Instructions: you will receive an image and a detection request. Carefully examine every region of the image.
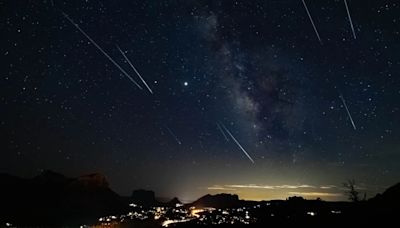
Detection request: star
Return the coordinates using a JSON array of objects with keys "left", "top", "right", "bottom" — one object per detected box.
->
[{"left": 1, "top": 0, "right": 399, "bottom": 205}]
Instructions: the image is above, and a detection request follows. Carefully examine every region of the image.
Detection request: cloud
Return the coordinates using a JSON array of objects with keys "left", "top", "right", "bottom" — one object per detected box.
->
[
  {"left": 207, "top": 186, "right": 237, "bottom": 191},
  {"left": 227, "top": 184, "right": 274, "bottom": 190},
  {"left": 320, "top": 185, "right": 338, "bottom": 189},
  {"left": 206, "top": 184, "right": 344, "bottom": 200},
  {"left": 208, "top": 184, "right": 318, "bottom": 190},
  {"left": 288, "top": 192, "right": 343, "bottom": 197}
]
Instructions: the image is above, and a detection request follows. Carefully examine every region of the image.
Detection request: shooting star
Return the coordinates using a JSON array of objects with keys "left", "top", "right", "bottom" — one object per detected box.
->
[
  {"left": 301, "top": 0, "right": 323, "bottom": 44},
  {"left": 165, "top": 126, "right": 182, "bottom": 145},
  {"left": 116, "top": 45, "right": 153, "bottom": 94},
  {"left": 216, "top": 122, "right": 229, "bottom": 142},
  {"left": 344, "top": 0, "right": 357, "bottom": 39},
  {"left": 220, "top": 123, "right": 255, "bottom": 164},
  {"left": 61, "top": 12, "right": 142, "bottom": 90},
  {"left": 339, "top": 94, "right": 356, "bottom": 130}
]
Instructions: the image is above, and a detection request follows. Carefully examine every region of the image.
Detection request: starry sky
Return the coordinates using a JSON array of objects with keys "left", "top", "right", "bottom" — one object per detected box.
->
[{"left": 1, "top": 0, "right": 400, "bottom": 202}]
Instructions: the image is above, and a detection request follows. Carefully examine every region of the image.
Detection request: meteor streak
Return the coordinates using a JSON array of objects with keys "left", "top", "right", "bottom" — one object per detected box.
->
[
  {"left": 61, "top": 12, "right": 142, "bottom": 89},
  {"left": 216, "top": 122, "right": 229, "bottom": 142},
  {"left": 301, "top": 0, "right": 323, "bottom": 44},
  {"left": 339, "top": 94, "right": 356, "bottom": 130},
  {"left": 116, "top": 45, "right": 153, "bottom": 94},
  {"left": 344, "top": 0, "right": 357, "bottom": 39},
  {"left": 165, "top": 126, "right": 182, "bottom": 145},
  {"left": 220, "top": 123, "right": 255, "bottom": 164}
]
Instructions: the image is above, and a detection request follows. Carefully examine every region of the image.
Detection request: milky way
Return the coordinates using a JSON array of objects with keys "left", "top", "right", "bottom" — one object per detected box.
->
[{"left": 1, "top": 0, "right": 400, "bottom": 201}]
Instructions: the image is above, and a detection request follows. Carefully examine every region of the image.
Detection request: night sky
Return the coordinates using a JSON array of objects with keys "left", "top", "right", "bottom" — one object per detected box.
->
[{"left": 1, "top": 0, "right": 400, "bottom": 202}]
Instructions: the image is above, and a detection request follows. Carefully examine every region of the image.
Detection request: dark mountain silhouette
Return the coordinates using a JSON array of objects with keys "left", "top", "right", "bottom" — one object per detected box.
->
[
  {"left": 189, "top": 193, "right": 241, "bottom": 208},
  {"left": 73, "top": 173, "right": 110, "bottom": 189},
  {"left": 371, "top": 182, "right": 400, "bottom": 203},
  {"left": 131, "top": 189, "right": 157, "bottom": 206},
  {"left": 369, "top": 182, "right": 400, "bottom": 212},
  {"left": 168, "top": 197, "right": 182, "bottom": 206},
  {"left": 1, "top": 170, "right": 399, "bottom": 227},
  {"left": 0, "top": 170, "right": 128, "bottom": 226},
  {"left": 151, "top": 196, "right": 183, "bottom": 207},
  {"left": 33, "top": 169, "right": 71, "bottom": 184}
]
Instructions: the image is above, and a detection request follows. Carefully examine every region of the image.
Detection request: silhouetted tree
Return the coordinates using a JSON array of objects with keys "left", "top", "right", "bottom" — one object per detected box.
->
[{"left": 343, "top": 179, "right": 360, "bottom": 202}]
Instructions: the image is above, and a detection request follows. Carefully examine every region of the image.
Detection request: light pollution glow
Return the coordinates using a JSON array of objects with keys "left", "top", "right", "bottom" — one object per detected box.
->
[{"left": 206, "top": 184, "right": 344, "bottom": 201}]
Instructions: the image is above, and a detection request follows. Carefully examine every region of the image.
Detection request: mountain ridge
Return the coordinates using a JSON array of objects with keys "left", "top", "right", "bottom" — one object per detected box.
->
[{"left": 1, "top": 170, "right": 399, "bottom": 226}]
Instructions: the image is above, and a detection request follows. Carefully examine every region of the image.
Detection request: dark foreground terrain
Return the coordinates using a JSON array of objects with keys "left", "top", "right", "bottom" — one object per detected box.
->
[{"left": 0, "top": 171, "right": 398, "bottom": 227}]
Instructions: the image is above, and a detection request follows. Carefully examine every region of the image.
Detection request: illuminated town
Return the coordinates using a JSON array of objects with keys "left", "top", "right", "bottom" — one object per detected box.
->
[
  {"left": 2, "top": 1, "right": 400, "bottom": 227},
  {"left": 94, "top": 203, "right": 255, "bottom": 227},
  {"left": 89, "top": 198, "right": 347, "bottom": 227}
]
